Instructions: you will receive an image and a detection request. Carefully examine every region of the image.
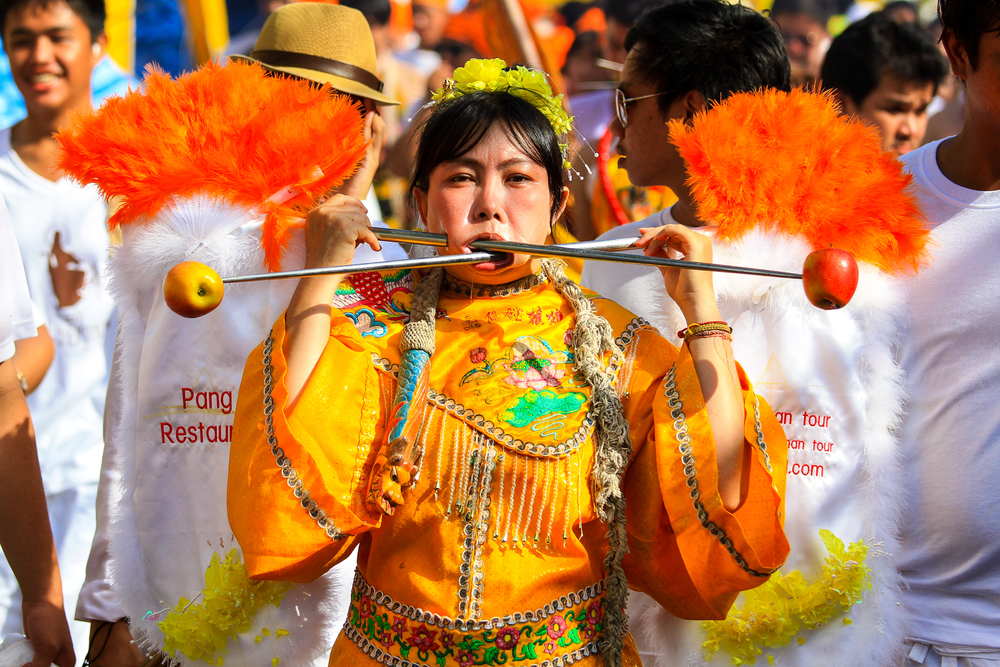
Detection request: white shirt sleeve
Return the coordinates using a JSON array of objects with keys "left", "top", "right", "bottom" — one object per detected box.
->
[{"left": 0, "top": 194, "right": 36, "bottom": 362}]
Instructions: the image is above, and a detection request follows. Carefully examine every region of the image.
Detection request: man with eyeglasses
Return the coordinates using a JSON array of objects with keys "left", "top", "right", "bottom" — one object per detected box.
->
[
  {"left": 582, "top": 0, "right": 927, "bottom": 664},
  {"left": 770, "top": 0, "right": 837, "bottom": 87}
]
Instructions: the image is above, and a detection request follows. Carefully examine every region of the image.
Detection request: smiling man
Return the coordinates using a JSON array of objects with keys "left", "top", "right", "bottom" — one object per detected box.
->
[
  {"left": 821, "top": 11, "right": 948, "bottom": 156},
  {"left": 0, "top": 0, "right": 113, "bottom": 661}
]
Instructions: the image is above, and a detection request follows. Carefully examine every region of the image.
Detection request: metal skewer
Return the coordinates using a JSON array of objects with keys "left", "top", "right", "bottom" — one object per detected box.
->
[
  {"left": 222, "top": 229, "right": 801, "bottom": 284},
  {"left": 372, "top": 227, "right": 801, "bottom": 280},
  {"left": 222, "top": 251, "right": 504, "bottom": 284}
]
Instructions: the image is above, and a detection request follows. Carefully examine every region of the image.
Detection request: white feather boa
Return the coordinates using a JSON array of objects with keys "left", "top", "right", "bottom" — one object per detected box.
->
[
  {"left": 102, "top": 195, "right": 355, "bottom": 667},
  {"left": 586, "top": 228, "right": 908, "bottom": 667}
]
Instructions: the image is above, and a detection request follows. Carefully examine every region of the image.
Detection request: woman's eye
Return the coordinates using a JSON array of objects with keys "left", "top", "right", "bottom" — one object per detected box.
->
[
  {"left": 508, "top": 174, "right": 531, "bottom": 183},
  {"left": 449, "top": 173, "right": 473, "bottom": 183}
]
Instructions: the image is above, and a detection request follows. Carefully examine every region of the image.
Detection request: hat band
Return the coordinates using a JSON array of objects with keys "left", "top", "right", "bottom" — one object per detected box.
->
[{"left": 253, "top": 49, "right": 384, "bottom": 93}]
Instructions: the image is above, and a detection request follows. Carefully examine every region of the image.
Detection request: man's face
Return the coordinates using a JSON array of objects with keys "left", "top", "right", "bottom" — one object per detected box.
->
[
  {"left": 2, "top": 0, "right": 103, "bottom": 116},
  {"left": 772, "top": 11, "right": 830, "bottom": 86},
  {"left": 411, "top": 2, "right": 448, "bottom": 50},
  {"left": 843, "top": 72, "right": 935, "bottom": 156},
  {"left": 608, "top": 50, "right": 687, "bottom": 189}
]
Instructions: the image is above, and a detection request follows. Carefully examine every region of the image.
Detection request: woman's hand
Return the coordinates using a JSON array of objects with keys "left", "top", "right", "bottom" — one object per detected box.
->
[
  {"left": 637, "top": 224, "right": 746, "bottom": 510},
  {"left": 339, "top": 111, "right": 386, "bottom": 201},
  {"left": 635, "top": 224, "right": 720, "bottom": 323},
  {"left": 303, "top": 194, "right": 380, "bottom": 270},
  {"left": 285, "top": 196, "right": 381, "bottom": 404}
]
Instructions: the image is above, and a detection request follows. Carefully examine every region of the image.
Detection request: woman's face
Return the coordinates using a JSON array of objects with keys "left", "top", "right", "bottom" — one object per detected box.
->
[{"left": 414, "top": 125, "right": 567, "bottom": 285}]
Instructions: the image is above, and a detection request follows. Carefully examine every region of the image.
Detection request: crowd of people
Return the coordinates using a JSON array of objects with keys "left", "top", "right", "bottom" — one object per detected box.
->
[{"left": 0, "top": 0, "right": 998, "bottom": 667}]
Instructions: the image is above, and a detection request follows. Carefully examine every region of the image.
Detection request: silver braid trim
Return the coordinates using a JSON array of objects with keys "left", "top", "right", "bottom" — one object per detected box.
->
[{"left": 262, "top": 332, "right": 346, "bottom": 541}]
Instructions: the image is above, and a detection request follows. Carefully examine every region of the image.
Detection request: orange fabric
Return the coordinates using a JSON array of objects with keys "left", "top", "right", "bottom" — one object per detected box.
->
[
  {"left": 573, "top": 6, "right": 606, "bottom": 34},
  {"left": 228, "top": 270, "right": 789, "bottom": 665},
  {"left": 669, "top": 88, "right": 929, "bottom": 275},
  {"left": 443, "top": 8, "right": 494, "bottom": 58},
  {"left": 57, "top": 61, "right": 367, "bottom": 271}
]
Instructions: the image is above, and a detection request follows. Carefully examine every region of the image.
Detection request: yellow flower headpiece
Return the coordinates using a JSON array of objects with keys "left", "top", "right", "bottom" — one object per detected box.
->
[{"left": 431, "top": 58, "right": 575, "bottom": 168}]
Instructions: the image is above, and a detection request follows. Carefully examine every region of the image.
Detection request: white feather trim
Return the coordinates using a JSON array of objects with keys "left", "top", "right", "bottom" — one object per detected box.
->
[
  {"left": 592, "top": 229, "right": 909, "bottom": 667},
  {"left": 102, "top": 195, "right": 352, "bottom": 667}
]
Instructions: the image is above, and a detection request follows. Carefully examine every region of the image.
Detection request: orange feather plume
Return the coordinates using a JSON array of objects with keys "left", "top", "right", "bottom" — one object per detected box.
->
[
  {"left": 57, "top": 60, "right": 368, "bottom": 271},
  {"left": 669, "top": 88, "right": 929, "bottom": 275}
]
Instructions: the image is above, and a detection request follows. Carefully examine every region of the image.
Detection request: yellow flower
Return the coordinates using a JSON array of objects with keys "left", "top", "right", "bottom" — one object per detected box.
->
[
  {"left": 431, "top": 58, "right": 575, "bottom": 143},
  {"left": 701, "top": 530, "right": 872, "bottom": 665},
  {"left": 159, "top": 549, "right": 294, "bottom": 664}
]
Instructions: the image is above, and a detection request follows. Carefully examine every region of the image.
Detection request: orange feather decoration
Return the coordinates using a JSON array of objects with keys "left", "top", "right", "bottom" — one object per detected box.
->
[
  {"left": 57, "top": 60, "right": 368, "bottom": 271},
  {"left": 669, "top": 88, "right": 929, "bottom": 275}
]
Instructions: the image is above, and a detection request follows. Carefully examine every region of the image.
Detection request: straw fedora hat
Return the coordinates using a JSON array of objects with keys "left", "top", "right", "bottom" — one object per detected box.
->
[{"left": 233, "top": 3, "right": 399, "bottom": 106}]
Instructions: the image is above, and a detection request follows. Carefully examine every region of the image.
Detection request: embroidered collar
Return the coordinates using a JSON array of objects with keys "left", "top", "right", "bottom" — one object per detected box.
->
[{"left": 440, "top": 270, "right": 547, "bottom": 299}]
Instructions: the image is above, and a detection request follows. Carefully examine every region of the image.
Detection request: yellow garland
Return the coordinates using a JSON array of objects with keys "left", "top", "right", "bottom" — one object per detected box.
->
[
  {"left": 701, "top": 530, "right": 872, "bottom": 666},
  {"left": 432, "top": 58, "right": 574, "bottom": 168},
  {"left": 158, "top": 549, "right": 294, "bottom": 664}
]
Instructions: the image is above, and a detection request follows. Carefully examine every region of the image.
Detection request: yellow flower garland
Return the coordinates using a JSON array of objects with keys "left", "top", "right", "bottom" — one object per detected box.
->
[
  {"left": 158, "top": 549, "right": 294, "bottom": 664},
  {"left": 701, "top": 529, "right": 872, "bottom": 666},
  {"left": 432, "top": 58, "right": 574, "bottom": 168}
]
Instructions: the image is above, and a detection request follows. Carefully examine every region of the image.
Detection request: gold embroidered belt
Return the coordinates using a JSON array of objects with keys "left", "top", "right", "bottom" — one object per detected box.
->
[{"left": 343, "top": 571, "right": 605, "bottom": 667}]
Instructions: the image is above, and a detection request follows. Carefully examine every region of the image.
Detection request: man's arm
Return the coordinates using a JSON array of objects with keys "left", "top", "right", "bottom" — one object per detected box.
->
[
  {"left": 12, "top": 324, "right": 54, "bottom": 394},
  {"left": 0, "top": 358, "right": 74, "bottom": 667}
]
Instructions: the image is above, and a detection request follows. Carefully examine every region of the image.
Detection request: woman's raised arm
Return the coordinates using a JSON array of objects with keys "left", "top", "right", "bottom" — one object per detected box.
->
[{"left": 283, "top": 194, "right": 382, "bottom": 404}]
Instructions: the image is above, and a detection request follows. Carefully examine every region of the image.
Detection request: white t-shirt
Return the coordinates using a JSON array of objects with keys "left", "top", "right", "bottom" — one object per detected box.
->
[
  {"left": 896, "top": 140, "right": 1000, "bottom": 648},
  {"left": 0, "top": 194, "right": 35, "bottom": 362},
  {"left": 0, "top": 127, "right": 113, "bottom": 495}
]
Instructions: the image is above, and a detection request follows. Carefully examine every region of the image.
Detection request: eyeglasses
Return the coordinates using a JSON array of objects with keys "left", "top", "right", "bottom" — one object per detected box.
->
[{"left": 615, "top": 88, "right": 670, "bottom": 128}]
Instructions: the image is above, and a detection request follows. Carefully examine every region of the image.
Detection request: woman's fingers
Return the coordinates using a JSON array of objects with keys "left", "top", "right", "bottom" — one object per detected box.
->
[{"left": 635, "top": 224, "right": 712, "bottom": 264}]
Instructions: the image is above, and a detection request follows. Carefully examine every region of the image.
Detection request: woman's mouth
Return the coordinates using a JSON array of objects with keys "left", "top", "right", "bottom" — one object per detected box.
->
[{"left": 462, "top": 233, "right": 513, "bottom": 271}]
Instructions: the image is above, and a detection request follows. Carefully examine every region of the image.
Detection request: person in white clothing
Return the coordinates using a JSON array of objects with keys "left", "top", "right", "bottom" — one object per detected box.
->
[
  {"left": 71, "top": 5, "right": 406, "bottom": 666},
  {"left": 0, "top": 0, "right": 113, "bottom": 661},
  {"left": 582, "top": 1, "right": 931, "bottom": 665},
  {"left": 894, "top": 0, "right": 1000, "bottom": 664},
  {"left": 0, "top": 194, "right": 74, "bottom": 667}
]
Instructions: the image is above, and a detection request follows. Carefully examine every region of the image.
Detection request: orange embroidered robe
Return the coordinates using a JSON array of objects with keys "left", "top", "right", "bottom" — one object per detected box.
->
[{"left": 228, "top": 269, "right": 789, "bottom": 667}]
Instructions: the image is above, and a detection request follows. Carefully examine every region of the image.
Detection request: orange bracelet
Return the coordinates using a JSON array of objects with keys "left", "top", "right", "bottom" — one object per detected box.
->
[{"left": 678, "top": 321, "right": 732, "bottom": 339}]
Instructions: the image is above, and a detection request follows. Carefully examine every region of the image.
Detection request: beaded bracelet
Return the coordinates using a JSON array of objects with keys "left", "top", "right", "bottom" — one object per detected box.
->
[{"left": 678, "top": 321, "right": 732, "bottom": 338}]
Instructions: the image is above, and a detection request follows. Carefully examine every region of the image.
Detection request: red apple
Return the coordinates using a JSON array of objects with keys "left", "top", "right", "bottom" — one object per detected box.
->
[
  {"left": 163, "top": 261, "right": 224, "bottom": 318},
  {"left": 802, "top": 248, "right": 859, "bottom": 310}
]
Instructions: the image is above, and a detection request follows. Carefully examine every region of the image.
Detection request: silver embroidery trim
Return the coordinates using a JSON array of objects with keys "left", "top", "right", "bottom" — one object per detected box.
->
[
  {"left": 441, "top": 271, "right": 547, "bottom": 298},
  {"left": 664, "top": 364, "right": 774, "bottom": 578},
  {"left": 368, "top": 317, "right": 650, "bottom": 458},
  {"left": 343, "top": 622, "right": 599, "bottom": 667},
  {"left": 348, "top": 570, "right": 606, "bottom": 631},
  {"left": 751, "top": 395, "right": 773, "bottom": 473},
  {"left": 262, "top": 332, "right": 346, "bottom": 541},
  {"left": 458, "top": 435, "right": 497, "bottom": 620}
]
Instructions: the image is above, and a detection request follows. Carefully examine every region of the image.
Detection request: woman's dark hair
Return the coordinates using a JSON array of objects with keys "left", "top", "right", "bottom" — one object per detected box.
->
[{"left": 410, "top": 90, "right": 566, "bottom": 221}]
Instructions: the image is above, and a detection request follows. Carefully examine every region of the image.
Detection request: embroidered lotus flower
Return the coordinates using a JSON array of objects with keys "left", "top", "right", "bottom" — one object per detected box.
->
[
  {"left": 470, "top": 347, "right": 488, "bottom": 364},
  {"left": 391, "top": 616, "right": 407, "bottom": 633},
  {"left": 457, "top": 651, "right": 475, "bottom": 666},
  {"left": 359, "top": 595, "right": 373, "bottom": 619},
  {"left": 440, "top": 632, "right": 456, "bottom": 649},
  {"left": 547, "top": 615, "right": 567, "bottom": 639},
  {"left": 408, "top": 624, "right": 440, "bottom": 652},
  {"left": 544, "top": 640, "right": 559, "bottom": 655},
  {"left": 495, "top": 626, "right": 520, "bottom": 650},
  {"left": 505, "top": 340, "right": 569, "bottom": 391},
  {"left": 378, "top": 630, "right": 394, "bottom": 648}
]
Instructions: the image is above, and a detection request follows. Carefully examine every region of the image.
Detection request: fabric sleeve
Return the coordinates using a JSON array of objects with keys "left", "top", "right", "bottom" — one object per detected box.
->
[
  {"left": 75, "top": 333, "right": 128, "bottom": 622},
  {"left": 0, "top": 195, "right": 36, "bottom": 361},
  {"left": 620, "top": 333, "right": 789, "bottom": 619},
  {"left": 228, "top": 311, "right": 387, "bottom": 583}
]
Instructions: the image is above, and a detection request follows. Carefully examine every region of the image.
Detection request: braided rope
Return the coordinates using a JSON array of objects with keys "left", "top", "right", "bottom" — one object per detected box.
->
[
  {"left": 400, "top": 268, "right": 444, "bottom": 354},
  {"left": 541, "top": 259, "right": 632, "bottom": 667}
]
